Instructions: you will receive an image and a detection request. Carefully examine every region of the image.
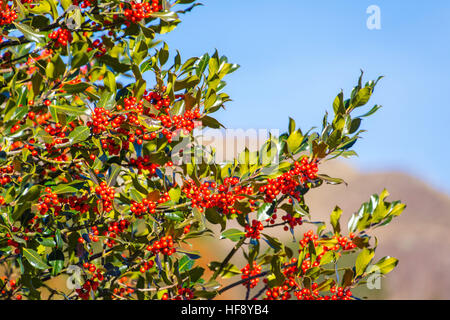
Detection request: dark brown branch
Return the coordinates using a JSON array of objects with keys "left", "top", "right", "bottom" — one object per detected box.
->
[
  {"left": 216, "top": 270, "right": 270, "bottom": 296},
  {"left": 251, "top": 284, "right": 268, "bottom": 300},
  {"left": 210, "top": 236, "right": 246, "bottom": 281},
  {"left": 215, "top": 261, "right": 297, "bottom": 297}
]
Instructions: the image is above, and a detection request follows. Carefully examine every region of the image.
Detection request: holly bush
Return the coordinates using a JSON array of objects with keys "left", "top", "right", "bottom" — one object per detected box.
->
[{"left": 0, "top": 0, "right": 406, "bottom": 301}]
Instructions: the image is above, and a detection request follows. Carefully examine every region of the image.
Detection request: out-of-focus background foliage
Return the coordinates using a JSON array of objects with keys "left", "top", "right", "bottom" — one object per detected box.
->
[{"left": 157, "top": 0, "right": 450, "bottom": 299}]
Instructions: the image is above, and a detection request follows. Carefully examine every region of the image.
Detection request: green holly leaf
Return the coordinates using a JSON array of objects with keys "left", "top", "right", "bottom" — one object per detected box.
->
[
  {"left": 68, "top": 126, "right": 90, "bottom": 145},
  {"left": 220, "top": 229, "right": 245, "bottom": 242},
  {"left": 23, "top": 248, "right": 50, "bottom": 270}
]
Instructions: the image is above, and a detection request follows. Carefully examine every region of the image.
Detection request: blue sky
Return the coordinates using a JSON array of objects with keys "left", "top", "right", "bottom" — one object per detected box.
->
[{"left": 157, "top": 0, "right": 450, "bottom": 194}]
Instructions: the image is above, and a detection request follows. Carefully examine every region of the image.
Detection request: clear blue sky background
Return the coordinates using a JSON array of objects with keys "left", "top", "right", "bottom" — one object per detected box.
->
[{"left": 157, "top": 0, "right": 450, "bottom": 194}]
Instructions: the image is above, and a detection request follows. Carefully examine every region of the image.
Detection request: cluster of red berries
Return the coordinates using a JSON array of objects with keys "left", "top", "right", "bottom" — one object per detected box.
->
[
  {"left": 94, "top": 182, "right": 115, "bottom": 213},
  {"left": 159, "top": 128, "right": 173, "bottom": 143},
  {"left": 129, "top": 157, "right": 160, "bottom": 175},
  {"left": 103, "top": 220, "right": 130, "bottom": 247},
  {"left": 99, "top": 138, "right": 121, "bottom": 156},
  {"left": 82, "top": 262, "right": 104, "bottom": 281},
  {"left": 245, "top": 220, "right": 264, "bottom": 239},
  {"left": 241, "top": 262, "right": 262, "bottom": 289},
  {"left": 123, "top": 1, "right": 162, "bottom": 24},
  {"left": 139, "top": 260, "right": 155, "bottom": 273},
  {"left": 87, "top": 225, "right": 100, "bottom": 243},
  {"left": 297, "top": 230, "right": 323, "bottom": 272},
  {"left": 296, "top": 156, "right": 319, "bottom": 180},
  {"left": 266, "top": 209, "right": 278, "bottom": 224},
  {"left": 300, "top": 254, "right": 320, "bottom": 272},
  {"left": 76, "top": 279, "right": 100, "bottom": 300},
  {"left": 328, "top": 286, "right": 353, "bottom": 300},
  {"left": 23, "top": 214, "right": 43, "bottom": 233},
  {"left": 297, "top": 230, "right": 358, "bottom": 274},
  {"left": 183, "top": 177, "right": 253, "bottom": 214},
  {"left": 173, "top": 287, "right": 195, "bottom": 300},
  {"left": 120, "top": 96, "right": 144, "bottom": 113},
  {"left": 10, "top": 140, "right": 23, "bottom": 151},
  {"left": 0, "top": 174, "right": 11, "bottom": 186},
  {"left": 161, "top": 292, "right": 169, "bottom": 300},
  {"left": 258, "top": 177, "right": 293, "bottom": 203},
  {"left": 143, "top": 89, "right": 171, "bottom": 110},
  {"left": 22, "top": 139, "right": 40, "bottom": 157},
  {"left": 6, "top": 238, "right": 21, "bottom": 254},
  {"left": 0, "top": 195, "right": 5, "bottom": 206},
  {"left": 158, "top": 108, "right": 202, "bottom": 135},
  {"left": 27, "top": 108, "right": 74, "bottom": 149},
  {"left": 144, "top": 89, "right": 201, "bottom": 140},
  {"left": 10, "top": 122, "right": 21, "bottom": 134},
  {"left": 0, "top": 1, "right": 17, "bottom": 26},
  {"left": 89, "top": 97, "right": 161, "bottom": 145},
  {"left": 87, "top": 38, "right": 107, "bottom": 57},
  {"left": 0, "top": 165, "right": 14, "bottom": 186},
  {"left": 263, "top": 258, "right": 299, "bottom": 300},
  {"left": 293, "top": 285, "right": 352, "bottom": 300},
  {"left": 0, "top": 278, "right": 20, "bottom": 300},
  {"left": 135, "top": 89, "right": 170, "bottom": 137},
  {"left": 265, "top": 212, "right": 303, "bottom": 231},
  {"left": 127, "top": 126, "right": 156, "bottom": 145},
  {"left": 146, "top": 235, "right": 175, "bottom": 256},
  {"left": 27, "top": 110, "right": 45, "bottom": 124},
  {"left": 258, "top": 157, "right": 319, "bottom": 203},
  {"left": 210, "top": 178, "right": 253, "bottom": 214},
  {"left": 87, "top": 90, "right": 197, "bottom": 144},
  {"left": 130, "top": 199, "right": 157, "bottom": 218},
  {"left": 331, "top": 233, "right": 357, "bottom": 251},
  {"left": 293, "top": 283, "right": 321, "bottom": 300},
  {"left": 299, "top": 229, "right": 319, "bottom": 248},
  {"left": 158, "top": 191, "right": 171, "bottom": 204},
  {"left": 43, "top": 122, "right": 74, "bottom": 144},
  {"left": 183, "top": 180, "right": 216, "bottom": 212},
  {"left": 299, "top": 230, "right": 356, "bottom": 252},
  {"left": 264, "top": 284, "right": 292, "bottom": 300},
  {"left": 282, "top": 258, "right": 299, "bottom": 278},
  {"left": 60, "top": 195, "right": 90, "bottom": 215},
  {"left": 281, "top": 213, "right": 303, "bottom": 231},
  {"left": 89, "top": 107, "right": 112, "bottom": 134},
  {"left": 112, "top": 277, "right": 135, "bottom": 299},
  {"left": 73, "top": 0, "right": 94, "bottom": 9},
  {"left": 48, "top": 28, "right": 73, "bottom": 48},
  {"left": 37, "top": 187, "right": 61, "bottom": 215},
  {"left": 183, "top": 224, "right": 191, "bottom": 234}
]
